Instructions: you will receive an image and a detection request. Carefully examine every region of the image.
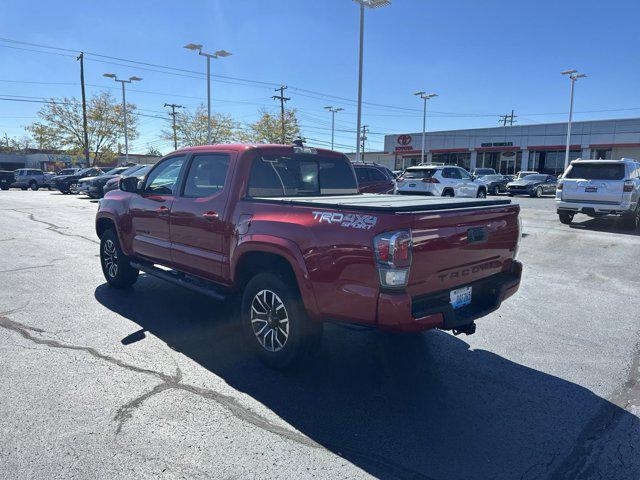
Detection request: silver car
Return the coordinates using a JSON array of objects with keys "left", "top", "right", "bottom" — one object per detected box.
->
[
  {"left": 396, "top": 165, "right": 487, "bottom": 198},
  {"left": 556, "top": 158, "right": 640, "bottom": 229},
  {"left": 11, "top": 169, "right": 48, "bottom": 190}
]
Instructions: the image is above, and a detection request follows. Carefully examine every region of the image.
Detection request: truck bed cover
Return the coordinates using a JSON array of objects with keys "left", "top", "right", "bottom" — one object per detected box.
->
[{"left": 250, "top": 194, "right": 511, "bottom": 212}]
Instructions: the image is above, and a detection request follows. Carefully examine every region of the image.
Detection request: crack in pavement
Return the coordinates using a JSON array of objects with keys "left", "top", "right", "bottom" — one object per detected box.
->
[
  {"left": 0, "top": 314, "right": 318, "bottom": 449},
  {"left": 8, "top": 208, "right": 99, "bottom": 245},
  {"left": 0, "top": 257, "right": 66, "bottom": 274}
]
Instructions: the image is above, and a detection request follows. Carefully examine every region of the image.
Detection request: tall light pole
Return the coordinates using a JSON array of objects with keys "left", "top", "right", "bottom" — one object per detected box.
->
[
  {"left": 413, "top": 91, "right": 437, "bottom": 164},
  {"left": 561, "top": 69, "right": 587, "bottom": 171},
  {"left": 324, "top": 106, "right": 344, "bottom": 150},
  {"left": 103, "top": 73, "right": 142, "bottom": 163},
  {"left": 184, "top": 44, "right": 231, "bottom": 145},
  {"left": 353, "top": 0, "right": 391, "bottom": 162}
]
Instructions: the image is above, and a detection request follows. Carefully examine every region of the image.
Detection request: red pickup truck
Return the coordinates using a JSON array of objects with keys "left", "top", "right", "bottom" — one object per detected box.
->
[{"left": 96, "top": 143, "right": 522, "bottom": 368}]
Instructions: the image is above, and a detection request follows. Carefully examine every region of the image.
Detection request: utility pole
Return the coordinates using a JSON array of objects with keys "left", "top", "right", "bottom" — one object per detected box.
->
[
  {"left": 360, "top": 125, "right": 368, "bottom": 157},
  {"left": 77, "top": 52, "right": 90, "bottom": 165},
  {"left": 324, "top": 106, "right": 344, "bottom": 150},
  {"left": 272, "top": 85, "right": 290, "bottom": 144},
  {"left": 164, "top": 103, "right": 184, "bottom": 150},
  {"left": 561, "top": 69, "right": 587, "bottom": 171},
  {"left": 499, "top": 110, "right": 517, "bottom": 126},
  {"left": 103, "top": 73, "right": 142, "bottom": 164}
]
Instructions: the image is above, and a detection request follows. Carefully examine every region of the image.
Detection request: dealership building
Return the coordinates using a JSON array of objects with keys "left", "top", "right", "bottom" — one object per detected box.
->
[{"left": 383, "top": 117, "right": 640, "bottom": 175}]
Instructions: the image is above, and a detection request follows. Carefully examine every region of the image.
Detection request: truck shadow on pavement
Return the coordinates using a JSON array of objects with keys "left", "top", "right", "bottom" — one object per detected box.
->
[{"left": 95, "top": 279, "right": 640, "bottom": 480}]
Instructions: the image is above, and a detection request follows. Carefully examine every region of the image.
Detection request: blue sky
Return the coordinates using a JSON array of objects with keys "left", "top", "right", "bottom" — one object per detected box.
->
[{"left": 1, "top": 0, "right": 639, "bottom": 154}]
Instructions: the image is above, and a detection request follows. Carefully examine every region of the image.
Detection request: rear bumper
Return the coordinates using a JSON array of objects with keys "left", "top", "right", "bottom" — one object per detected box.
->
[
  {"left": 556, "top": 199, "right": 634, "bottom": 214},
  {"left": 376, "top": 261, "right": 522, "bottom": 333}
]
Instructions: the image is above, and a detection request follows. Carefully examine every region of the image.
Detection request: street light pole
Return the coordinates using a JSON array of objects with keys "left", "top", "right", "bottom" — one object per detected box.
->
[
  {"left": 561, "top": 69, "right": 587, "bottom": 171},
  {"left": 184, "top": 44, "right": 231, "bottom": 145},
  {"left": 353, "top": 0, "right": 391, "bottom": 162},
  {"left": 413, "top": 91, "right": 437, "bottom": 164},
  {"left": 324, "top": 106, "right": 344, "bottom": 150},
  {"left": 103, "top": 73, "right": 142, "bottom": 164}
]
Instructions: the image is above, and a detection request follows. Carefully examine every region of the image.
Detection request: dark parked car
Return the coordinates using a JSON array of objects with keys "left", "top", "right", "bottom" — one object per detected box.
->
[
  {"left": 0, "top": 170, "right": 15, "bottom": 190},
  {"left": 353, "top": 163, "right": 396, "bottom": 194},
  {"left": 472, "top": 168, "right": 497, "bottom": 178},
  {"left": 52, "top": 167, "right": 103, "bottom": 194},
  {"left": 507, "top": 174, "right": 557, "bottom": 197},
  {"left": 81, "top": 166, "right": 132, "bottom": 198},
  {"left": 477, "top": 174, "right": 511, "bottom": 195},
  {"left": 102, "top": 164, "right": 151, "bottom": 196}
]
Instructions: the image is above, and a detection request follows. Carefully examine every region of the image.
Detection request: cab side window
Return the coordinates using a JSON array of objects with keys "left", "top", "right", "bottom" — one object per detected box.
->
[
  {"left": 182, "top": 154, "right": 230, "bottom": 198},
  {"left": 144, "top": 156, "right": 186, "bottom": 195}
]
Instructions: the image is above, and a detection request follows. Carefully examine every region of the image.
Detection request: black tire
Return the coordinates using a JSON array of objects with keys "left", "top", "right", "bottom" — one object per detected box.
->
[
  {"left": 47, "top": 186, "right": 54, "bottom": 191},
  {"left": 241, "top": 272, "right": 322, "bottom": 369},
  {"left": 100, "top": 229, "right": 139, "bottom": 288},
  {"left": 68, "top": 182, "right": 79, "bottom": 194},
  {"left": 0, "top": 185, "right": 9, "bottom": 191},
  {"left": 476, "top": 188, "right": 487, "bottom": 198},
  {"left": 20, "top": 186, "right": 28, "bottom": 191},
  {"left": 442, "top": 189, "right": 454, "bottom": 198},
  {"left": 558, "top": 212, "right": 574, "bottom": 225},
  {"left": 29, "top": 180, "right": 39, "bottom": 191},
  {"left": 622, "top": 206, "right": 640, "bottom": 231},
  {"left": 533, "top": 186, "right": 542, "bottom": 198}
]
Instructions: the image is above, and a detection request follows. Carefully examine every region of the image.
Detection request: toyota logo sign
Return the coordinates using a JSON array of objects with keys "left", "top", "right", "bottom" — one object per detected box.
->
[{"left": 397, "top": 134, "right": 412, "bottom": 146}]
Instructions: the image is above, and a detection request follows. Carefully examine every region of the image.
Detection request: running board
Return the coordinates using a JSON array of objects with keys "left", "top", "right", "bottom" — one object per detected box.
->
[{"left": 130, "top": 261, "right": 228, "bottom": 301}]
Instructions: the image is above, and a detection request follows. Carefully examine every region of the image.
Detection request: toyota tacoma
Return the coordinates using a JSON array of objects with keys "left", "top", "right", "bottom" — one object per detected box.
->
[{"left": 96, "top": 143, "right": 522, "bottom": 368}]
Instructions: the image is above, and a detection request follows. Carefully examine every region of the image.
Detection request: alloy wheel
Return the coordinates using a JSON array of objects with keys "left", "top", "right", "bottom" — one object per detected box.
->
[
  {"left": 69, "top": 183, "right": 78, "bottom": 194},
  {"left": 103, "top": 239, "right": 118, "bottom": 278},
  {"left": 251, "top": 289, "right": 290, "bottom": 352}
]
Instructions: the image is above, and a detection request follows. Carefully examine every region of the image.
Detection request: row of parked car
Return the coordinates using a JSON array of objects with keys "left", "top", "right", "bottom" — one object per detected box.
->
[{"left": 0, "top": 164, "right": 152, "bottom": 198}]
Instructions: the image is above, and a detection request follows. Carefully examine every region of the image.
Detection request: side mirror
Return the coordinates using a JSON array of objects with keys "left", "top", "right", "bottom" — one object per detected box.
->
[{"left": 119, "top": 176, "right": 140, "bottom": 193}]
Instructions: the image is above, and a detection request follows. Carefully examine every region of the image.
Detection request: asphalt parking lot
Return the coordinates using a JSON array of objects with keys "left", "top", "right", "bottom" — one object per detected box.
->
[{"left": 1, "top": 190, "right": 639, "bottom": 480}]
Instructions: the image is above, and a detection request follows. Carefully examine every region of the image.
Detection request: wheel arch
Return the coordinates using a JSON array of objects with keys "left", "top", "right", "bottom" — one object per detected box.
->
[{"left": 232, "top": 236, "right": 321, "bottom": 320}]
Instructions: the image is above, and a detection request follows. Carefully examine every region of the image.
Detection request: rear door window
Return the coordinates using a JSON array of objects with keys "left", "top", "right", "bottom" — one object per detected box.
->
[
  {"left": 182, "top": 154, "right": 230, "bottom": 198},
  {"left": 565, "top": 164, "right": 625, "bottom": 180},
  {"left": 368, "top": 167, "right": 387, "bottom": 182},
  {"left": 355, "top": 167, "right": 370, "bottom": 184}
]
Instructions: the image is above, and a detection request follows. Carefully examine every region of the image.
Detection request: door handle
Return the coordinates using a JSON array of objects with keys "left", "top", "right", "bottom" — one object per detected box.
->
[
  {"left": 203, "top": 211, "right": 219, "bottom": 220},
  {"left": 156, "top": 206, "right": 170, "bottom": 214}
]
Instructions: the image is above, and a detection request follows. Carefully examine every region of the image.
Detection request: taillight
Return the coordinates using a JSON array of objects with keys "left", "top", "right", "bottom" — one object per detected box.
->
[
  {"left": 373, "top": 230, "right": 412, "bottom": 289},
  {"left": 422, "top": 177, "right": 440, "bottom": 183},
  {"left": 623, "top": 180, "right": 634, "bottom": 192}
]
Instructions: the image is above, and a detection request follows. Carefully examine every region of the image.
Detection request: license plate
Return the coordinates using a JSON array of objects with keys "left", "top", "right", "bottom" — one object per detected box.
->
[
  {"left": 450, "top": 286, "right": 472, "bottom": 309},
  {"left": 409, "top": 183, "right": 416, "bottom": 187},
  {"left": 585, "top": 186, "right": 598, "bottom": 192}
]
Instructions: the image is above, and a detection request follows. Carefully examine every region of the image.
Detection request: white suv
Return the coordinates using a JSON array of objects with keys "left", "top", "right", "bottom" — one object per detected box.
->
[
  {"left": 397, "top": 165, "right": 487, "bottom": 198},
  {"left": 556, "top": 158, "right": 640, "bottom": 229}
]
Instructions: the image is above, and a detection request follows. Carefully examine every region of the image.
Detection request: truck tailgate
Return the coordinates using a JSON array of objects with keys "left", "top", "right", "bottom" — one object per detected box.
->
[{"left": 406, "top": 204, "right": 519, "bottom": 298}]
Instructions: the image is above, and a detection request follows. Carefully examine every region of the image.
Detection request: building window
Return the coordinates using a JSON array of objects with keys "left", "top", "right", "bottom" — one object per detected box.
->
[
  {"left": 476, "top": 151, "right": 521, "bottom": 175},
  {"left": 591, "top": 148, "right": 612, "bottom": 160},
  {"left": 432, "top": 152, "right": 471, "bottom": 170},
  {"left": 529, "top": 150, "right": 580, "bottom": 175}
]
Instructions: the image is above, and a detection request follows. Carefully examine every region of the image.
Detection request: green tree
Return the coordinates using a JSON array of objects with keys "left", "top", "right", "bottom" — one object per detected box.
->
[
  {"left": 162, "top": 104, "right": 240, "bottom": 147},
  {"left": 26, "top": 92, "right": 138, "bottom": 165},
  {"left": 245, "top": 108, "right": 300, "bottom": 144},
  {"left": 145, "top": 146, "right": 162, "bottom": 156}
]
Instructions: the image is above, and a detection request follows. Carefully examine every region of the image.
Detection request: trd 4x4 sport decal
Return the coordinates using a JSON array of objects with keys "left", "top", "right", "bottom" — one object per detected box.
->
[{"left": 312, "top": 211, "right": 377, "bottom": 230}]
